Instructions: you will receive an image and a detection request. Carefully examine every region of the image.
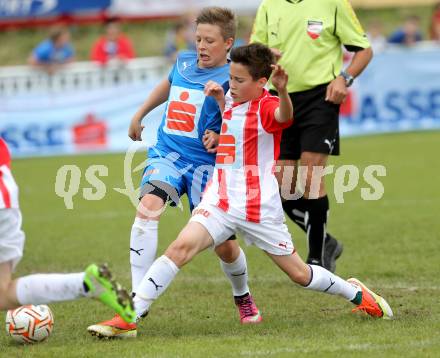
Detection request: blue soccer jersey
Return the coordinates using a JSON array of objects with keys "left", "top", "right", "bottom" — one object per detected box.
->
[
  {"left": 142, "top": 51, "right": 230, "bottom": 210},
  {"left": 148, "top": 51, "right": 229, "bottom": 166}
]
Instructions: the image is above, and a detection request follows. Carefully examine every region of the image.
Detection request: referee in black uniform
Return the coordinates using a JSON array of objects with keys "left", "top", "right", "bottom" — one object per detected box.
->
[{"left": 251, "top": 0, "right": 373, "bottom": 272}]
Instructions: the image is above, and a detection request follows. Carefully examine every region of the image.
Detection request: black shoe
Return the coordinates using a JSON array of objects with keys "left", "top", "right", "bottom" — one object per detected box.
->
[{"left": 323, "top": 236, "right": 343, "bottom": 273}]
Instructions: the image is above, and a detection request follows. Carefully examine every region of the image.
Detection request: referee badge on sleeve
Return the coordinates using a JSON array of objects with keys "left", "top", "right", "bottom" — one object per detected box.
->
[{"left": 307, "top": 20, "right": 323, "bottom": 40}]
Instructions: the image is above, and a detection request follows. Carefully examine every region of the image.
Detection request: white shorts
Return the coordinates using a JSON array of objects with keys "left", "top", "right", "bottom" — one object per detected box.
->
[
  {"left": 190, "top": 204, "right": 294, "bottom": 256},
  {"left": 0, "top": 208, "right": 25, "bottom": 271}
]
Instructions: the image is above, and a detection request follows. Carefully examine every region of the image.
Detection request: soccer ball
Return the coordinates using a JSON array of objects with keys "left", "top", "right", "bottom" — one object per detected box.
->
[{"left": 5, "top": 305, "right": 54, "bottom": 344}]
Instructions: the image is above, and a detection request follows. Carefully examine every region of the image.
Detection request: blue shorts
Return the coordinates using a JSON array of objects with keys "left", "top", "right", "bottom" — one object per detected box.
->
[{"left": 140, "top": 155, "right": 214, "bottom": 211}]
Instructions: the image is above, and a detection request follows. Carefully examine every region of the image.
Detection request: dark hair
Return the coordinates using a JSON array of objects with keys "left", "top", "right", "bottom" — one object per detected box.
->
[
  {"left": 105, "top": 16, "right": 120, "bottom": 26},
  {"left": 406, "top": 15, "right": 420, "bottom": 23},
  {"left": 196, "top": 7, "right": 236, "bottom": 40},
  {"left": 230, "top": 43, "right": 275, "bottom": 80}
]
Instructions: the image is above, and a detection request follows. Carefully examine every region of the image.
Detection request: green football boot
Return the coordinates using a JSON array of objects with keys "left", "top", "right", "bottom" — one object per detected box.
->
[{"left": 83, "top": 264, "right": 135, "bottom": 323}]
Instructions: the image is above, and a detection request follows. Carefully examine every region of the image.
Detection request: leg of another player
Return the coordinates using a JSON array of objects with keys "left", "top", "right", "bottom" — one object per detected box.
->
[
  {"left": 276, "top": 159, "right": 298, "bottom": 203},
  {"left": 1, "top": 261, "right": 134, "bottom": 322},
  {"left": 133, "top": 221, "right": 213, "bottom": 318},
  {"left": 215, "top": 239, "right": 261, "bottom": 323},
  {"left": 279, "top": 154, "right": 343, "bottom": 272},
  {"left": 300, "top": 152, "right": 331, "bottom": 266},
  {"left": 266, "top": 251, "right": 356, "bottom": 298},
  {"left": 0, "top": 261, "right": 19, "bottom": 310},
  {"left": 266, "top": 251, "right": 393, "bottom": 319},
  {"left": 278, "top": 159, "right": 308, "bottom": 230},
  {"left": 130, "top": 193, "right": 166, "bottom": 294},
  {"left": 215, "top": 240, "right": 250, "bottom": 297}
]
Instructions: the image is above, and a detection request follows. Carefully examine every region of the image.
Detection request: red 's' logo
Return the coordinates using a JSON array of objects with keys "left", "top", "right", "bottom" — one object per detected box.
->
[
  {"left": 166, "top": 91, "right": 196, "bottom": 132},
  {"left": 216, "top": 122, "right": 236, "bottom": 165},
  {"left": 73, "top": 113, "right": 107, "bottom": 149}
]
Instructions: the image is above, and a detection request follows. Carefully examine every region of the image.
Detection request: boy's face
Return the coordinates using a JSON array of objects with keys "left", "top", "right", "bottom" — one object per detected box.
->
[
  {"left": 196, "top": 23, "right": 233, "bottom": 68},
  {"left": 229, "top": 62, "right": 267, "bottom": 103},
  {"left": 106, "top": 23, "right": 120, "bottom": 41}
]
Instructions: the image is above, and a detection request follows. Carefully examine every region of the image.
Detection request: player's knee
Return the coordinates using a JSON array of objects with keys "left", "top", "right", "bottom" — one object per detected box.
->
[
  {"left": 276, "top": 162, "right": 297, "bottom": 197},
  {"left": 215, "top": 239, "right": 239, "bottom": 263},
  {"left": 288, "top": 266, "right": 311, "bottom": 286},
  {"left": 136, "top": 194, "right": 165, "bottom": 220},
  {"left": 165, "top": 237, "right": 195, "bottom": 267}
]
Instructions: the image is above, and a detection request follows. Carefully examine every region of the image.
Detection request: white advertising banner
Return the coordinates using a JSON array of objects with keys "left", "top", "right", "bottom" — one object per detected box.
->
[
  {"left": 109, "top": 0, "right": 261, "bottom": 17},
  {"left": 1, "top": 48, "right": 439, "bottom": 158},
  {"left": 339, "top": 47, "right": 440, "bottom": 136},
  {"left": 0, "top": 82, "right": 164, "bottom": 158}
]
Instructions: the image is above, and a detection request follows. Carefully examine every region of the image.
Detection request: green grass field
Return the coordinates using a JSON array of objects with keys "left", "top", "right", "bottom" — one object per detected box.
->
[{"left": 1, "top": 131, "right": 439, "bottom": 357}]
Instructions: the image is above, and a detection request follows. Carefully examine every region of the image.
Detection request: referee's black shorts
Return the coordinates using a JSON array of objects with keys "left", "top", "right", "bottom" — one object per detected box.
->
[{"left": 271, "top": 83, "right": 341, "bottom": 161}]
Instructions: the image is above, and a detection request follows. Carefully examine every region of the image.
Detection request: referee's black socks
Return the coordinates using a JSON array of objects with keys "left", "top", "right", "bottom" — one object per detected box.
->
[{"left": 282, "top": 196, "right": 330, "bottom": 266}]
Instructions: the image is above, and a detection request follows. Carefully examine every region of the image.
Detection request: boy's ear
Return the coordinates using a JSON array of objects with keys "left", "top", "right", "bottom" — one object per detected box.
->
[
  {"left": 257, "top": 77, "right": 268, "bottom": 88},
  {"left": 225, "top": 37, "right": 234, "bottom": 51}
]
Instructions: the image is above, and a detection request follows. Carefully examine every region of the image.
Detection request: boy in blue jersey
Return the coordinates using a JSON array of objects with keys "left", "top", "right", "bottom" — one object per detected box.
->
[
  {"left": 87, "top": 8, "right": 260, "bottom": 339},
  {"left": 28, "top": 26, "right": 75, "bottom": 74}
]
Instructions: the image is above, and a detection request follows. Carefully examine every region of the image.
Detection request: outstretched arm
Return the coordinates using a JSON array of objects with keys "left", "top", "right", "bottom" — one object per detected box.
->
[{"left": 128, "top": 78, "right": 171, "bottom": 141}]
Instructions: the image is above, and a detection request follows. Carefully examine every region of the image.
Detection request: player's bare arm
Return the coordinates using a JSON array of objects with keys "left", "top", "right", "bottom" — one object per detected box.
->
[
  {"left": 326, "top": 47, "right": 373, "bottom": 105},
  {"left": 128, "top": 78, "right": 171, "bottom": 141},
  {"left": 272, "top": 64, "right": 293, "bottom": 123}
]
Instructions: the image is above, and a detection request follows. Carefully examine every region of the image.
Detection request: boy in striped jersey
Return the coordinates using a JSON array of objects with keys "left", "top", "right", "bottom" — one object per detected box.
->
[
  {"left": 131, "top": 43, "right": 393, "bottom": 324},
  {"left": 88, "top": 8, "right": 261, "bottom": 339}
]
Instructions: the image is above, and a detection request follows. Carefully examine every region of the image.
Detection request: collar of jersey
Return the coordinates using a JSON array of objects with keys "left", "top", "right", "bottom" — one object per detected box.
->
[
  {"left": 285, "top": 0, "right": 304, "bottom": 3},
  {"left": 229, "top": 89, "right": 269, "bottom": 106}
]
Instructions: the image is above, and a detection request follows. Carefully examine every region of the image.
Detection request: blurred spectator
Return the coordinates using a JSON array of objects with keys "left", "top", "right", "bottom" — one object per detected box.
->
[
  {"left": 388, "top": 16, "right": 423, "bottom": 46},
  {"left": 28, "top": 26, "right": 75, "bottom": 74},
  {"left": 91, "top": 18, "right": 135, "bottom": 66},
  {"left": 164, "top": 15, "right": 196, "bottom": 61},
  {"left": 430, "top": 2, "right": 440, "bottom": 41},
  {"left": 367, "top": 20, "right": 387, "bottom": 53}
]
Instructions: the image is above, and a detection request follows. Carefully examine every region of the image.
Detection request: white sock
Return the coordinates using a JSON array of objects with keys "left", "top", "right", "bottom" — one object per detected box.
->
[
  {"left": 16, "top": 273, "right": 85, "bottom": 305},
  {"left": 134, "top": 255, "right": 179, "bottom": 318},
  {"left": 305, "top": 265, "right": 359, "bottom": 301},
  {"left": 130, "top": 218, "right": 158, "bottom": 293},
  {"left": 220, "top": 248, "right": 250, "bottom": 297}
]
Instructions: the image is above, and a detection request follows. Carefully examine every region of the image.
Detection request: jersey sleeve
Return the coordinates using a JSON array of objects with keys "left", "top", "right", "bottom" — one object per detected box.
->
[
  {"left": 202, "top": 97, "right": 222, "bottom": 134},
  {"left": 204, "top": 81, "right": 229, "bottom": 133},
  {"left": 33, "top": 42, "right": 50, "bottom": 62},
  {"left": 221, "top": 81, "right": 230, "bottom": 95},
  {"left": 167, "top": 63, "right": 177, "bottom": 83},
  {"left": 260, "top": 96, "right": 292, "bottom": 133},
  {"left": 335, "top": 0, "right": 371, "bottom": 51},
  {"left": 0, "top": 139, "right": 11, "bottom": 168},
  {"left": 64, "top": 44, "right": 75, "bottom": 60},
  {"left": 250, "top": 0, "right": 268, "bottom": 45}
]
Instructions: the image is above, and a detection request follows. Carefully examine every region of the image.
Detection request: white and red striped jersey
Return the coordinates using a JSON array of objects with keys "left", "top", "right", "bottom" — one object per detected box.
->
[
  {"left": 202, "top": 89, "right": 293, "bottom": 223},
  {"left": 0, "top": 138, "right": 19, "bottom": 209}
]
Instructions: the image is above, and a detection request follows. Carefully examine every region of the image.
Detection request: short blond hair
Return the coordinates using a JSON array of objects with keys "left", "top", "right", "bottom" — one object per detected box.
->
[{"left": 196, "top": 7, "right": 236, "bottom": 40}]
